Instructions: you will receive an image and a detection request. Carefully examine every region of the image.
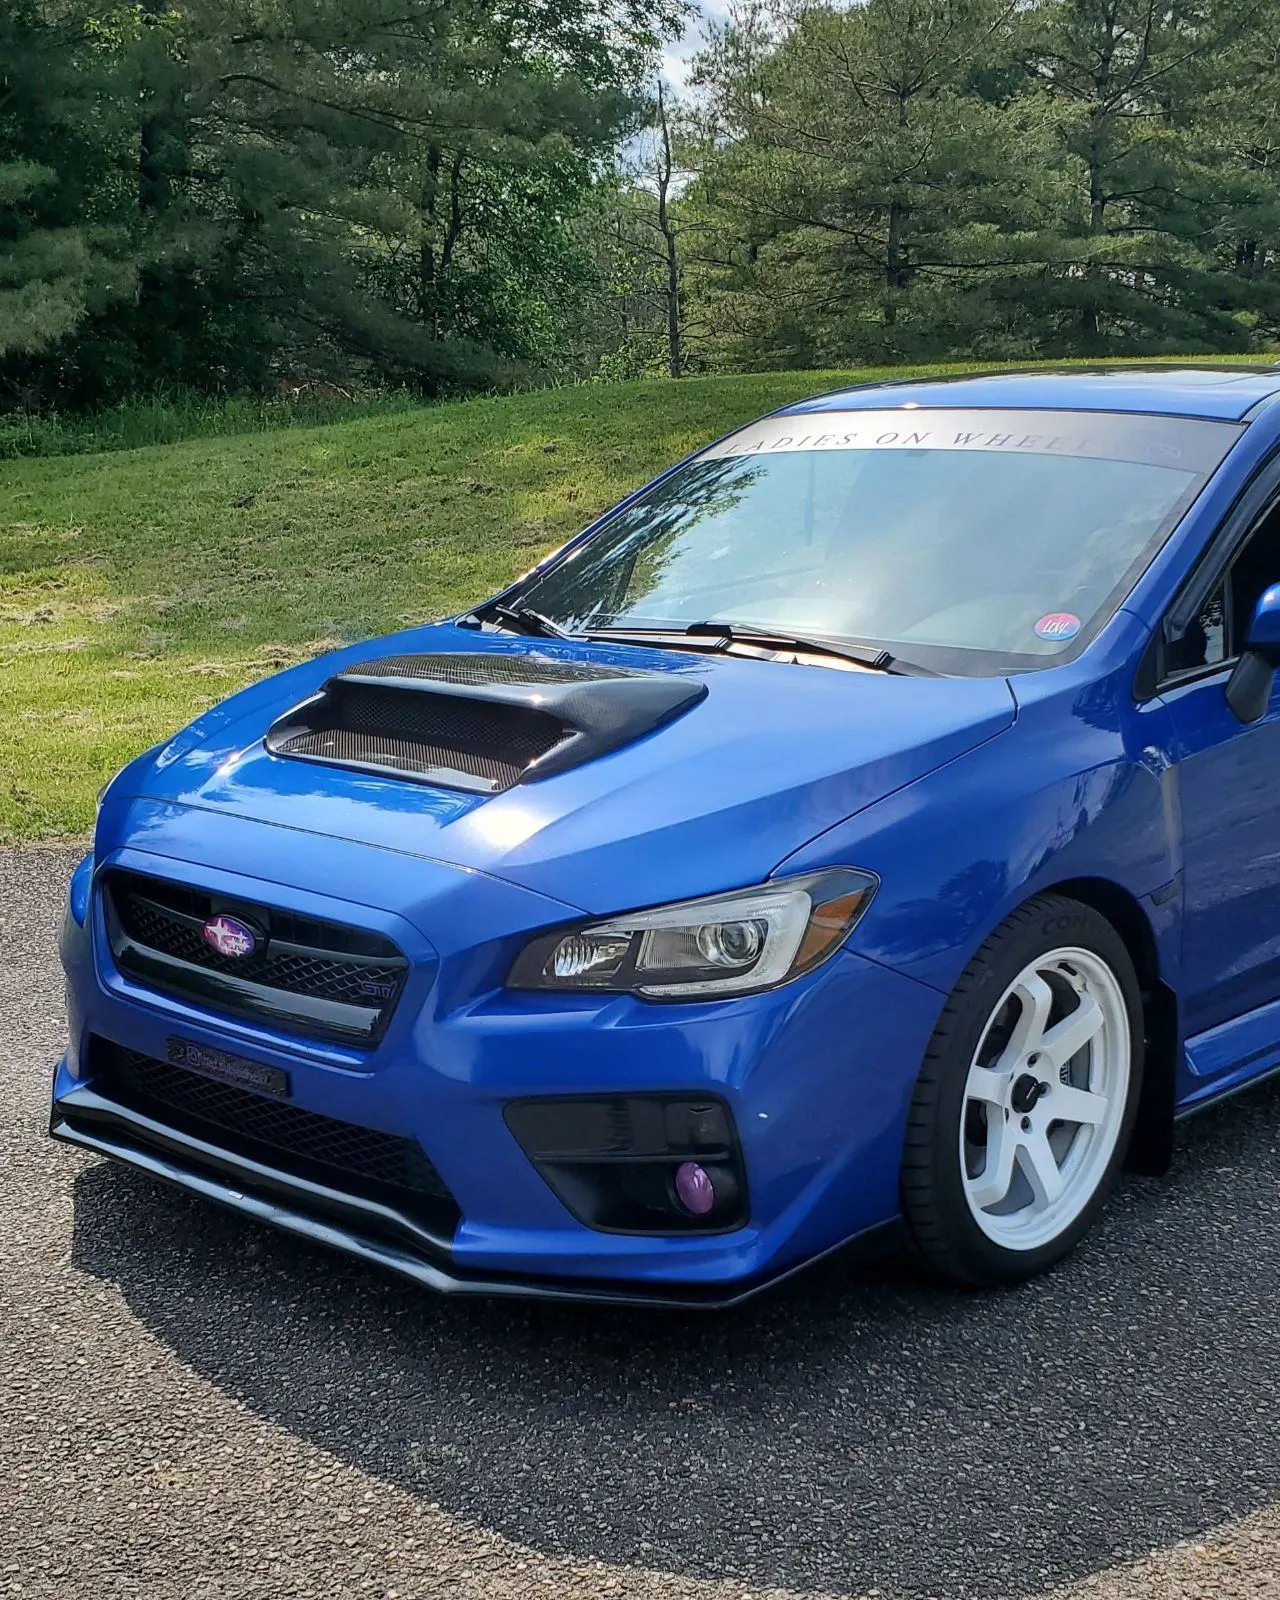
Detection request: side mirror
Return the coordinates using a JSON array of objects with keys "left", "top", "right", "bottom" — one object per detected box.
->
[
  {"left": 1226, "top": 583, "right": 1280, "bottom": 723},
  {"left": 1245, "top": 583, "right": 1280, "bottom": 662}
]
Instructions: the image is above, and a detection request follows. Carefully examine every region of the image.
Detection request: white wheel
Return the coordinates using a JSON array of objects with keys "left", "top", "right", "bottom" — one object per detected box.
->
[
  {"left": 959, "top": 946, "right": 1131, "bottom": 1252},
  {"left": 902, "top": 894, "right": 1144, "bottom": 1286}
]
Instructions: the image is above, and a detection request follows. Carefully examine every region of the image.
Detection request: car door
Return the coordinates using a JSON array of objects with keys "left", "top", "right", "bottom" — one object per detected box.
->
[{"left": 1158, "top": 478, "right": 1280, "bottom": 1039}]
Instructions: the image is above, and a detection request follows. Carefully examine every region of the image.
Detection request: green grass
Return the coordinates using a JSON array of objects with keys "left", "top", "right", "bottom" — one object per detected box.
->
[{"left": 2, "top": 358, "right": 1269, "bottom": 842}]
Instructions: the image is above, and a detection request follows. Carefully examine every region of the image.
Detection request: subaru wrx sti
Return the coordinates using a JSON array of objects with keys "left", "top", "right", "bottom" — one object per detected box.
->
[{"left": 53, "top": 366, "right": 1280, "bottom": 1303}]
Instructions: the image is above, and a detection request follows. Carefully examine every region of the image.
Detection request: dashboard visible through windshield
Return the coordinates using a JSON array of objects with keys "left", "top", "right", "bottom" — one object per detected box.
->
[{"left": 508, "top": 408, "right": 1242, "bottom": 676}]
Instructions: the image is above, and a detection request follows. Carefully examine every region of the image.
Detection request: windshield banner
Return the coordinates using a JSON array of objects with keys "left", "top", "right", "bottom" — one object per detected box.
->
[{"left": 703, "top": 408, "right": 1242, "bottom": 474}]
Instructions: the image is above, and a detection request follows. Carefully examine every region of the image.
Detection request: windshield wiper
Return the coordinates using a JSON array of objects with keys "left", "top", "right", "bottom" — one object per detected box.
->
[
  {"left": 467, "top": 603, "right": 575, "bottom": 640},
  {"left": 589, "top": 621, "right": 906, "bottom": 673},
  {"left": 685, "top": 621, "right": 897, "bottom": 671},
  {"left": 465, "top": 608, "right": 931, "bottom": 673}
]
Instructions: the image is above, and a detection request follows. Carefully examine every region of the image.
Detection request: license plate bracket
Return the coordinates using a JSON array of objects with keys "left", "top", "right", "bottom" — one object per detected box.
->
[{"left": 165, "top": 1036, "right": 290, "bottom": 1099}]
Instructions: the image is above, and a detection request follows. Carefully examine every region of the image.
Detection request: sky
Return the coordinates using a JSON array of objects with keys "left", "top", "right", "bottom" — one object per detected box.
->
[{"left": 660, "top": 0, "right": 733, "bottom": 88}]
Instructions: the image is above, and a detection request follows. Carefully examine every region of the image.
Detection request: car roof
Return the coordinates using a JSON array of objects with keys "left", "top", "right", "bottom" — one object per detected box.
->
[{"left": 781, "top": 365, "right": 1280, "bottom": 423}]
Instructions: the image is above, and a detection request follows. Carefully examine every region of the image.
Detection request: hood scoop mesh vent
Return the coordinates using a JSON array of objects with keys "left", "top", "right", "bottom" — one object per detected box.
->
[{"left": 266, "top": 651, "right": 707, "bottom": 795}]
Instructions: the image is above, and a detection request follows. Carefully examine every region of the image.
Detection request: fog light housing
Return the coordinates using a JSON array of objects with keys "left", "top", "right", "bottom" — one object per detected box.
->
[{"left": 504, "top": 1093, "right": 747, "bottom": 1234}]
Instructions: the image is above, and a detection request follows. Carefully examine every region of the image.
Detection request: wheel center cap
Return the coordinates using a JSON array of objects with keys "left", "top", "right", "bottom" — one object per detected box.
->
[{"left": 1010, "top": 1072, "right": 1046, "bottom": 1115}]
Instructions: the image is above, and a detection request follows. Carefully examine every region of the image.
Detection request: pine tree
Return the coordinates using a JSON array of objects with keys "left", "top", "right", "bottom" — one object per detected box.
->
[
  {"left": 1016, "top": 0, "right": 1272, "bottom": 351},
  {"left": 0, "top": 2, "right": 136, "bottom": 390},
  {"left": 687, "top": 0, "right": 1058, "bottom": 363},
  {"left": 117, "top": 0, "right": 677, "bottom": 393},
  {"left": 2, "top": 0, "right": 678, "bottom": 406}
]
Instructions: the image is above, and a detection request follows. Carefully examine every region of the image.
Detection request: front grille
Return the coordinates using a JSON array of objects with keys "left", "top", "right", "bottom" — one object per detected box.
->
[
  {"left": 93, "top": 1040, "right": 459, "bottom": 1231},
  {"left": 103, "top": 869, "right": 408, "bottom": 1046},
  {"left": 273, "top": 681, "right": 565, "bottom": 790}
]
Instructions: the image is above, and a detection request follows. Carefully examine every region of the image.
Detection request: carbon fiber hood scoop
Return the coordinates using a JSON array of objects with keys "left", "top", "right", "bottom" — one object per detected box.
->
[{"left": 266, "top": 651, "right": 708, "bottom": 794}]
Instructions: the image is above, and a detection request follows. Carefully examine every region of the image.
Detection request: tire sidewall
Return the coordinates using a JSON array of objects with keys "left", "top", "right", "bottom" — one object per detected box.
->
[{"left": 913, "top": 896, "right": 1145, "bottom": 1286}]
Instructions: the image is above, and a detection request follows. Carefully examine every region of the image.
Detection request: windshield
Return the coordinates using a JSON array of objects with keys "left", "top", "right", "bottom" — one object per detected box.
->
[{"left": 510, "top": 408, "right": 1241, "bottom": 675}]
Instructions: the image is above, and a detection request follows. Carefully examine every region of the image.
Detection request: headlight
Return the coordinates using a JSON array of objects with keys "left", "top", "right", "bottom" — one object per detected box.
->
[{"left": 508, "top": 868, "right": 878, "bottom": 1000}]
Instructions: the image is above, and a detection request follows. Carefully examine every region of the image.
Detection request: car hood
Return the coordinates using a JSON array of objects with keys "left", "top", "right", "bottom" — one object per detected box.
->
[{"left": 110, "top": 623, "right": 1016, "bottom": 914}]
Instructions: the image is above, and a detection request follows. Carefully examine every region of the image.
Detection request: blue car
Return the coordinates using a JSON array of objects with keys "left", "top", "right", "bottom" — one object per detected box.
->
[{"left": 52, "top": 365, "right": 1280, "bottom": 1304}]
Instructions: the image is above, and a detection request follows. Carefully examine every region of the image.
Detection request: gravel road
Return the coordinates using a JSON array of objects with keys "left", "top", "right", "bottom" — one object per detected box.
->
[{"left": 3, "top": 843, "right": 1279, "bottom": 1600}]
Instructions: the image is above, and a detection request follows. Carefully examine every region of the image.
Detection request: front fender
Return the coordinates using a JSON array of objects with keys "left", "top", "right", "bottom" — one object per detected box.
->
[{"left": 777, "top": 657, "right": 1181, "bottom": 999}]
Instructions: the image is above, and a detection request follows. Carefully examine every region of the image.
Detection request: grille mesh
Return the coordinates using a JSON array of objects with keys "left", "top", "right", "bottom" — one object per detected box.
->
[
  {"left": 275, "top": 728, "right": 523, "bottom": 786},
  {"left": 117, "top": 894, "right": 404, "bottom": 1005},
  {"left": 105, "top": 870, "right": 407, "bottom": 1043},
  {"left": 96, "top": 1041, "right": 458, "bottom": 1220},
  {"left": 267, "top": 649, "right": 705, "bottom": 794},
  {"left": 273, "top": 680, "right": 567, "bottom": 789}
]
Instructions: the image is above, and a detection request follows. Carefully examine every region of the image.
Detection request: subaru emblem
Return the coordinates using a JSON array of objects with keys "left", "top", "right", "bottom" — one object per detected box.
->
[{"left": 202, "top": 913, "right": 259, "bottom": 959}]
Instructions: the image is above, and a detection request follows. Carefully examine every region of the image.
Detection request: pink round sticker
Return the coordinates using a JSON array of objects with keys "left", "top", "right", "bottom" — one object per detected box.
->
[{"left": 1034, "top": 612, "right": 1081, "bottom": 641}]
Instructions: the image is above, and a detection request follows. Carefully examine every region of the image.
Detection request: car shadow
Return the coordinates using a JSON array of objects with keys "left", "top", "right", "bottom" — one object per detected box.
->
[{"left": 70, "top": 1078, "right": 1280, "bottom": 1600}]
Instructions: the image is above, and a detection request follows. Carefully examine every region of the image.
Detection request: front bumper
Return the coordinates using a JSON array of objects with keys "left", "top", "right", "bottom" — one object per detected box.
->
[
  {"left": 49, "top": 1080, "right": 898, "bottom": 1306},
  {"left": 55, "top": 819, "right": 945, "bottom": 1302}
]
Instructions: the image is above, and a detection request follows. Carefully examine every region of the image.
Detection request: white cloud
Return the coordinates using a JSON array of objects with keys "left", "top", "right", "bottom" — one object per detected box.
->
[
  {"left": 661, "top": 0, "right": 734, "bottom": 89},
  {"left": 622, "top": 0, "right": 729, "bottom": 164}
]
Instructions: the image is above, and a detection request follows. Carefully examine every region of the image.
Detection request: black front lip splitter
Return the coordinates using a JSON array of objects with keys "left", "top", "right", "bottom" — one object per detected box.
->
[{"left": 49, "top": 1085, "right": 896, "bottom": 1309}]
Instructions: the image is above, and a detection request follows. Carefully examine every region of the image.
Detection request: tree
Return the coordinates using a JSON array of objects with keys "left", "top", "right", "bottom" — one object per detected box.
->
[
  {"left": 1015, "top": 0, "right": 1277, "bottom": 351},
  {"left": 668, "top": 0, "right": 1280, "bottom": 363},
  {"left": 591, "top": 82, "right": 700, "bottom": 377},
  {"left": 0, "top": 2, "right": 136, "bottom": 383},
  {"left": 1, "top": 0, "right": 681, "bottom": 408},
  {"left": 1193, "top": 0, "right": 1280, "bottom": 335},
  {"left": 685, "top": 0, "right": 1058, "bottom": 363},
  {"left": 654, "top": 83, "right": 684, "bottom": 377}
]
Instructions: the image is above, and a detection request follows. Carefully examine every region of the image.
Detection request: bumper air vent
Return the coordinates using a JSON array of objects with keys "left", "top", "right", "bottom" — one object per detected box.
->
[
  {"left": 265, "top": 651, "right": 707, "bottom": 795},
  {"left": 90, "top": 1038, "right": 460, "bottom": 1234},
  {"left": 504, "top": 1093, "right": 748, "bottom": 1235}
]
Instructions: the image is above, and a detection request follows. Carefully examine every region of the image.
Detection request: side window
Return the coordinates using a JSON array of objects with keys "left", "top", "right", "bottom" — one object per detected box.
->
[
  {"left": 1165, "top": 504, "right": 1280, "bottom": 676},
  {"left": 1166, "top": 583, "right": 1225, "bottom": 674},
  {"left": 1225, "top": 504, "right": 1280, "bottom": 651}
]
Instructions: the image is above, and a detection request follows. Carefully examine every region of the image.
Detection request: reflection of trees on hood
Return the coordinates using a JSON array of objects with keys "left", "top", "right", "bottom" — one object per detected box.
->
[{"left": 522, "top": 457, "right": 767, "bottom": 626}]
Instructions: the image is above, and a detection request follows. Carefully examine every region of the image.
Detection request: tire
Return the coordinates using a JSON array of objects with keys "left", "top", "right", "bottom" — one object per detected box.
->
[{"left": 900, "top": 893, "right": 1144, "bottom": 1288}]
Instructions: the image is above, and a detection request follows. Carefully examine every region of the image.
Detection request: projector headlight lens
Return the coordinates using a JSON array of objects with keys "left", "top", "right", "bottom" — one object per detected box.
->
[{"left": 508, "top": 868, "right": 878, "bottom": 1000}]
